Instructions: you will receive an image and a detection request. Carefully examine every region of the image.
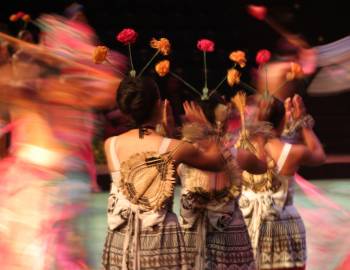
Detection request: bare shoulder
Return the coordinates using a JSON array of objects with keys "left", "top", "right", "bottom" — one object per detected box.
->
[
  {"left": 104, "top": 136, "right": 114, "bottom": 151},
  {"left": 104, "top": 135, "right": 121, "bottom": 156}
]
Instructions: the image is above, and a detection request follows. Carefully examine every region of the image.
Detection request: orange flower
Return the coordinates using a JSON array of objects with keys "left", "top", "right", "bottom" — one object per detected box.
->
[
  {"left": 22, "top": 14, "right": 31, "bottom": 23},
  {"left": 150, "top": 38, "right": 171, "bottom": 56},
  {"left": 286, "top": 62, "right": 304, "bottom": 81},
  {"left": 93, "top": 46, "right": 108, "bottom": 64},
  {"left": 227, "top": 68, "right": 241, "bottom": 87},
  {"left": 229, "top": 50, "right": 246, "bottom": 68},
  {"left": 9, "top": 14, "right": 18, "bottom": 22},
  {"left": 155, "top": 60, "right": 170, "bottom": 77}
]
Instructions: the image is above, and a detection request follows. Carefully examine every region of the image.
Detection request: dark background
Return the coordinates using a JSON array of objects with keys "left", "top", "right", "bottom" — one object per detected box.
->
[
  {"left": 1, "top": 0, "right": 350, "bottom": 176},
  {"left": 1, "top": 0, "right": 348, "bottom": 50}
]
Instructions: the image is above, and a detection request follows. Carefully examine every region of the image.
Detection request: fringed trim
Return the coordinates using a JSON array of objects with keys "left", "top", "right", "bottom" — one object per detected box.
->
[
  {"left": 119, "top": 151, "right": 176, "bottom": 211},
  {"left": 246, "top": 120, "right": 274, "bottom": 139},
  {"left": 181, "top": 122, "right": 217, "bottom": 142}
]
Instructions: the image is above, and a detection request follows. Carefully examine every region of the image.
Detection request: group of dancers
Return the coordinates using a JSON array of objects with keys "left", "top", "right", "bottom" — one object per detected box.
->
[
  {"left": 0, "top": 3, "right": 350, "bottom": 270},
  {"left": 101, "top": 72, "right": 324, "bottom": 270}
]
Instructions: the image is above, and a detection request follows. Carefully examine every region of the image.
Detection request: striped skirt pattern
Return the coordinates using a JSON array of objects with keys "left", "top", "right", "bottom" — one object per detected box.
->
[
  {"left": 182, "top": 210, "right": 256, "bottom": 270},
  {"left": 256, "top": 211, "right": 307, "bottom": 269},
  {"left": 102, "top": 212, "right": 191, "bottom": 270}
]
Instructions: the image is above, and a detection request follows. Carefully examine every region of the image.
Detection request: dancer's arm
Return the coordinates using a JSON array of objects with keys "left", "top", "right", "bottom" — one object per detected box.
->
[
  {"left": 299, "top": 127, "right": 326, "bottom": 166},
  {"left": 292, "top": 95, "right": 326, "bottom": 166},
  {"left": 237, "top": 149, "right": 267, "bottom": 174},
  {"left": 173, "top": 139, "right": 225, "bottom": 172}
]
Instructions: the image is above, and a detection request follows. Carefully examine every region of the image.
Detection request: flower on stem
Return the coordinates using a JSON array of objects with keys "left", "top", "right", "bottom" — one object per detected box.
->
[
  {"left": 116, "top": 28, "right": 138, "bottom": 45},
  {"left": 197, "top": 39, "right": 215, "bottom": 100},
  {"left": 16, "top": 12, "right": 26, "bottom": 19},
  {"left": 22, "top": 14, "right": 31, "bottom": 23},
  {"left": 229, "top": 50, "right": 247, "bottom": 68},
  {"left": 227, "top": 68, "right": 241, "bottom": 87},
  {"left": 9, "top": 14, "right": 18, "bottom": 22},
  {"left": 116, "top": 28, "right": 138, "bottom": 77},
  {"left": 93, "top": 46, "right": 109, "bottom": 64},
  {"left": 150, "top": 38, "right": 171, "bottom": 55},
  {"left": 197, "top": 39, "right": 215, "bottom": 52},
  {"left": 256, "top": 49, "right": 271, "bottom": 65},
  {"left": 155, "top": 60, "right": 170, "bottom": 77},
  {"left": 9, "top": 12, "right": 26, "bottom": 22},
  {"left": 247, "top": 5, "right": 267, "bottom": 21},
  {"left": 286, "top": 62, "right": 304, "bottom": 81}
]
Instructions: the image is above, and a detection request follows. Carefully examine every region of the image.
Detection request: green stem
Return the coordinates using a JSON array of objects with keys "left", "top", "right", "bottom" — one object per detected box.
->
[
  {"left": 128, "top": 43, "right": 135, "bottom": 72},
  {"left": 264, "top": 64, "right": 268, "bottom": 96},
  {"left": 170, "top": 72, "right": 202, "bottom": 97},
  {"left": 137, "top": 50, "right": 160, "bottom": 78},
  {"left": 203, "top": 51, "right": 208, "bottom": 89},
  {"left": 210, "top": 63, "right": 237, "bottom": 97},
  {"left": 209, "top": 75, "right": 227, "bottom": 97}
]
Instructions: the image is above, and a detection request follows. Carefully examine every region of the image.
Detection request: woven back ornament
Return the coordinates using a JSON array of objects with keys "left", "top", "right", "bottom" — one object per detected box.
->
[{"left": 119, "top": 142, "right": 184, "bottom": 211}]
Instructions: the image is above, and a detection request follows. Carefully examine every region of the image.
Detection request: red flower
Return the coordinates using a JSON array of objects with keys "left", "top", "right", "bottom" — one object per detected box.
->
[
  {"left": 16, "top": 12, "right": 26, "bottom": 19},
  {"left": 247, "top": 5, "right": 267, "bottom": 20},
  {"left": 116, "top": 28, "right": 138, "bottom": 45},
  {"left": 256, "top": 49, "right": 271, "bottom": 65},
  {"left": 197, "top": 39, "right": 215, "bottom": 52}
]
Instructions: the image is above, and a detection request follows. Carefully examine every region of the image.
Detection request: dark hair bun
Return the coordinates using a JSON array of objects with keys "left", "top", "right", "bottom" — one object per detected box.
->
[{"left": 116, "top": 76, "right": 160, "bottom": 125}]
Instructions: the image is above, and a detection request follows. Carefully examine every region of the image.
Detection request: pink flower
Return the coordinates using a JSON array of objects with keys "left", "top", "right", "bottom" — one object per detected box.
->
[
  {"left": 116, "top": 28, "right": 138, "bottom": 45},
  {"left": 247, "top": 5, "right": 267, "bottom": 20},
  {"left": 256, "top": 49, "right": 271, "bottom": 65},
  {"left": 197, "top": 39, "right": 215, "bottom": 52}
]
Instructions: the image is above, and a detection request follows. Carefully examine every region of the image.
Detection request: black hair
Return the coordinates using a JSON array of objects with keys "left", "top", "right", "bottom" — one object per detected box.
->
[
  {"left": 116, "top": 76, "right": 160, "bottom": 126},
  {"left": 267, "top": 97, "right": 285, "bottom": 129}
]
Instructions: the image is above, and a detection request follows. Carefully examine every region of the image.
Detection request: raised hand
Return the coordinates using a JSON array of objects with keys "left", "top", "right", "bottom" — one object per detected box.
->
[
  {"left": 182, "top": 101, "right": 209, "bottom": 125},
  {"left": 292, "top": 94, "right": 306, "bottom": 120},
  {"left": 161, "top": 99, "right": 175, "bottom": 137},
  {"left": 284, "top": 97, "right": 293, "bottom": 121}
]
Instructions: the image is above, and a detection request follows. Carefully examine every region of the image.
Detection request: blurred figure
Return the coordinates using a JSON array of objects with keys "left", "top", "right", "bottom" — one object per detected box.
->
[
  {"left": 254, "top": 38, "right": 311, "bottom": 101},
  {"left": 0, "top": 24, "right": 11, "bottom": 158},
  {"left": 0, "top": 12, "right": 124, "bottom": 270},
  {"left": 64, "top": 2, "right": 88, "bottom": 23},
  {"left": 306, "top": 35, "right": 350, "bottom": 95},
  {"left": 254, "top": 33, "right": 350, "bottom": 98}
]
